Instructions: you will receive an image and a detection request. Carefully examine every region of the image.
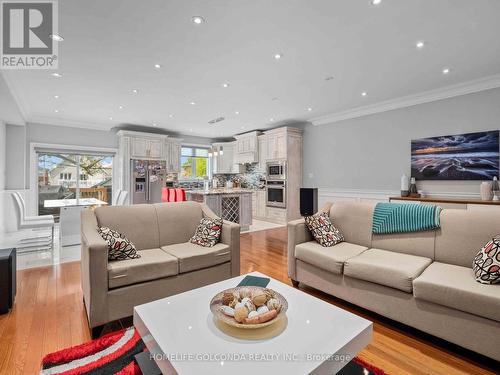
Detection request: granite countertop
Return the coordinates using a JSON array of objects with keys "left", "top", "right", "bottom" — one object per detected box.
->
[{"left": 186, "top": 188, "right": 257, "bottom": 195}]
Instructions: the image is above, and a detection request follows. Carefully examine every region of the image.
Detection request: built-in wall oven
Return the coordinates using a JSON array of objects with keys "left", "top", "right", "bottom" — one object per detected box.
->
[
  {"left": 266, "top": 180, "right": 286, "bottom": 208},
  {"left": 266, "top": 160, "right": 286, "bottom": 180}
]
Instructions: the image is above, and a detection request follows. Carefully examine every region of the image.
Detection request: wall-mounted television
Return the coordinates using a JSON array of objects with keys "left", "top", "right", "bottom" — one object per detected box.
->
[{"left": 411, "top": 130, "right": 499, "bottom": 180}]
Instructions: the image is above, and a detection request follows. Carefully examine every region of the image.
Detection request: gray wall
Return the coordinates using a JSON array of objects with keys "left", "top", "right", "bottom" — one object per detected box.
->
[
  {"left": 303, "top": 87, "right": 500, "bottom": 195},
  {"left": 0, "top": 121, "right": 5, "bottom": 190},
  {"left": 6, "top": 124, "right": 25, "bottom": 190}
]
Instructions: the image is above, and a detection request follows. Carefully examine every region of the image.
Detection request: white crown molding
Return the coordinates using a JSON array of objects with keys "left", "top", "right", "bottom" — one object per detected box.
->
[
  {"left": 28, "top": 116, "right": 113, "bottom": 131},
  {"left": 311, "top": 74, "right": 500, "bottom": 126}
]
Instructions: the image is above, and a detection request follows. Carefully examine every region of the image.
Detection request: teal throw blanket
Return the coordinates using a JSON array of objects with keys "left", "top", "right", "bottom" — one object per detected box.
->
[{"left": 372, "top": 202, "right": 442, "bottom": 234}]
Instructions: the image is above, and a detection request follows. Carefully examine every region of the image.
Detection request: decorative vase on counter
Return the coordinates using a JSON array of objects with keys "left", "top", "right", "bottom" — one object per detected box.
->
[
  {"left": 480, "top": 181, "right": 493, "bottom": 201},
  {"left": 400, "top": 174, "right": 409, "bottom": 197},
  {"left": 492, "top": 176, "right": 499, "bottom": 201},
  {"left": 409, "top": 177, "right": 420, "bottom": 197}
]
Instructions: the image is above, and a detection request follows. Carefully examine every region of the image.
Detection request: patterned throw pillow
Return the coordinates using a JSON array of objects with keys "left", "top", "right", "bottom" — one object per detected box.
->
[
  {"left": 304, "top": 212, "right": 344, "bottom": 247},
  {"left": 98, "top": 227, "right": 141, "bottom": 261},
  {"left": 473, "top": 235, "right": 500, "bottom": 284},
  {"left": 190, "top": 217, "right": 223, "bottom": 247}
]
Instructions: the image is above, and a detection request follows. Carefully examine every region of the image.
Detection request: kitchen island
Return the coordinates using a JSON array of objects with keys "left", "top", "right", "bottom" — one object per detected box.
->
[{"left": 186, "top": 189, "right": 253, "bottom": 231}]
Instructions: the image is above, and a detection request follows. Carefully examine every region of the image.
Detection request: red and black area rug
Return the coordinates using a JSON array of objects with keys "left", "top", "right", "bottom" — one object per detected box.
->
[{"left": 40, "top": 328, "right": 387, "bottom": 374}]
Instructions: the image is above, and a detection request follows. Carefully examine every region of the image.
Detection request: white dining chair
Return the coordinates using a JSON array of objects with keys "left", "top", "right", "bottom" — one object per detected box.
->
[
  {"left": 12, "top": 192, "right": 55, "bottom": 251},
  {"left": 116, "top": 190, "right": 128, "bottom": 206}
]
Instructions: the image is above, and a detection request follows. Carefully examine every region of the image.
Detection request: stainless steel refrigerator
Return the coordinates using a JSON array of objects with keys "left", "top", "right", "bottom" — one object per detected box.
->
[{"left": 131, "top": 160, "right": 167, "bottom": 204}]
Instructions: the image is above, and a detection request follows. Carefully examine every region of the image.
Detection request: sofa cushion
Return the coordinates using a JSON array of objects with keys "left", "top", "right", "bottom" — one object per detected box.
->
[
  {"left": 190, "top": 217, "right": 223, "bottom": 247},
  {"left": 295, "top": 241, "right": 367, "bottom": 274},
  {"left": 413, "top": 262, "right": 500, "bottom": 322},
  {"left": 344, "top": 248, "right": 432, "bottom": 293},
  {"left": 472, "top": 235, "right": 500, "bottom": 284},
  {"left": 98, "top": 227, "right": 140, "bottom": 261},
  {"left": 162, "top": 242, "right": 231, "bottom": 273},
  {"left": 155, "top": 202, "right": 204, "bottom": 247},
  {"left": 304, "top": 212, "right": 344, "bottom": 247},
  {"left": 107, "top": 248, "right": 178, "bottom": 289},
  {"left": 95, "top": 204, "right": 160, "bottom": 250},
  {"left": 329, "top": 202, "right": 375, "bottom": 248}
]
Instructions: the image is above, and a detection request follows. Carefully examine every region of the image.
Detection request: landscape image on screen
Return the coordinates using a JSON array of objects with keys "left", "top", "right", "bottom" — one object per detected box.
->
[{"left": 411, "top": 130, "right": 500, "bottom": 180}]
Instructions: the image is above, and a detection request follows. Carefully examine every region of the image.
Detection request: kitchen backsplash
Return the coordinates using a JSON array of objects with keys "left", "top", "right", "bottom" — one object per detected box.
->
[{"left": 173, "top": 164, "right": 265, "bottom": 190}]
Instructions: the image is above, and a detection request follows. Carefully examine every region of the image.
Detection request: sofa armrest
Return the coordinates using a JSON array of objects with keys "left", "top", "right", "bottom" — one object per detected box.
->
[
  {"left": 201, "top": 204, "right": 241, "bottom": 277},
  {"left": 287, "top": 218, "right": 312, "bottom": 280},
  {"left": 81, "top": 209, "right": 109, "bottom": 328}
]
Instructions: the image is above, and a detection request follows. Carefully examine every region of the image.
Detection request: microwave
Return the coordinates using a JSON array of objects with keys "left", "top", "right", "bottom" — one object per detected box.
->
[{"left": 266, "top": 160, "right": 286, "bottom": 180}]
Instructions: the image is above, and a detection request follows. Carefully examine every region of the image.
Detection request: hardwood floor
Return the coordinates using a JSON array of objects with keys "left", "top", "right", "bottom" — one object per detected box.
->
[{"left": 1, "top": 227, "right": 498, "bottom": 374}]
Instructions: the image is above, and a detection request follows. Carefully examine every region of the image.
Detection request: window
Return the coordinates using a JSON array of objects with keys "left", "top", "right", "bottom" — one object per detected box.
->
[{"left": 180, "top": 146, "right": 209, "bottom": 179}]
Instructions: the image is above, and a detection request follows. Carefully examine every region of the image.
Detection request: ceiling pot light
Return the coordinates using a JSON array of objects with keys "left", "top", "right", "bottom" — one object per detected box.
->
[
  {"left": 109, "top": 117, "right": 113, "bottom": 120},
  {"left": 51, "top": 72, "right": 62, "bottom": 78},
  {"left": 154, "top": 63, "right": 162, "bottom": 69},
  {"left": 152, "top": 122, "right": 158, "bottom": 127},
  {"left": 371, "top": 0, "right": 382, "bottom": 5},
  {"left": 361, "top": 92, "right": 367, "bottom": 97},
  {"left": 119, "top": 105, "right": 124, "bottom": 109},
  {"left": 270, "top": 118, "right": 275, "bottom": 122},
  {"left": 307, "top": 107, "right": 313, "bottom": 111},
  {"left": 274, "top": 53, "right": 283, "bottom": 60},
  {"left": 192, "top": 16, "right": 205, "bottom": 25},
  {"left": 222, "top": 82, "right": 229, "bottom": 88},
  {"left": 54, "top": 109, "right": 59, "bottom": 113},
  {"left": 53, "top": 95, "right": 59, "bottom": 99},
  {"left": 132, "top": 89, "right": 139, "bottom": 94},
  {"left": 169, "top": 114, "right": 174, "bottom": 118},
  {"left": 442, "top": 67, "right": 451, "bottom": 74},
  {"left": 235, "top": 111, "right": 240, "bottom": 115},
  {"left": 49, "top": 33, "right": 64, "bottom": 42},
  {"left": 190, "top": 101, "right": 196, "bottom": 105},
  {"left": 416, "top": 40, "right": 425, "bottom": 49}
]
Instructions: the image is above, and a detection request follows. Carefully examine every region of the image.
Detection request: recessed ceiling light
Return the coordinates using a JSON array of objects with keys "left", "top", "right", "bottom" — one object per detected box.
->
[
  {"left": 109, "top": 116, "right": 113, "bottom": 120},
  {"left": 192, "top": 16, "right": 205, "bottom": 25},
  {"left": 370, "top": 0, "right": 382, "bottom": 5},
  {"left": 442, "top": 67, "right": 451, "bottom": 75},
  {"left": 361, "top": 91, "right": 368, "bottom": 97},
  {"left": 416, "top": 40, "right": 425, "bottom": 49},
  {"left": 270, "top": 118, "right": 275, "bottom": 122},
  {"left": 53, "top": 95, "right": 59, "bottom": 99},
  {"left": 49, "top": 33, "right": 64, "bottom": 42},
  {"left": 222, "top": 82, "right": 229, "bottom": 88},
  {"left": 189, "top": 128, "right": 193, "bottom": 132},
  {"left": 119, "top": 105, "right": 124, "bottom": 109},
  {"left": 132, "top": 89, "right": 139, "bottom": 94},
  {"left": 154, "top": 63, "right": 162, "bottom": 69},
  {"left": 241, "top": 126, "right": 246, "bottom": 129},
  {"left": 274, "top": 53, "right": 283, "bottom": 60},
  {"left": 190, "top": 101, "right": 196, "bottom": 105},
  {"left": 307, "top": 107, "right": 313, "bottom": 111},
  {"left": 235, "top": 111, "right": 240, "bottom": 115},
  {"left": 51, "top": 72, "right": 62, "bottom": 78},
  {"left": 152, "top": 122, "right": 158, "bottom": 127},
  {"left": 54, "top": 109, "right": 59, "bottom": 113},
  {"left": 169, "top": 114, "right": 174, "bottom": 118}
]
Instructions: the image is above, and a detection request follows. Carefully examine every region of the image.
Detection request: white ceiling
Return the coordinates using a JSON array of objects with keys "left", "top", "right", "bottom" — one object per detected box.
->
[{"left": 2, "top": 0, "right": 500, "bottom": 137}]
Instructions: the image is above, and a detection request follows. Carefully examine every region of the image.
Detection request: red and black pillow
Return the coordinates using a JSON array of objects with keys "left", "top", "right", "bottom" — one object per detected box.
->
[
  {"left": 190, "top": 217, "right": 223, "bottom": 247},
  {"left": 473, "top": 235, "right": 500, "bottom": 284},
  {"left": 304, "top": 212, "right": 344, "bottom": 247},
  {"left": 98, "top": 227, "right": 141, "bottom": 261}
]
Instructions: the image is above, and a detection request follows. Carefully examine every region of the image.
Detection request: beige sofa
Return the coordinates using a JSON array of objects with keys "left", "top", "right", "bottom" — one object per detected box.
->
[
  {"left": 81, "top": 201, "right": 240, "bottom": 336},
  {"left": 288, "top": 202, "right": 500, "bottom": 361}
]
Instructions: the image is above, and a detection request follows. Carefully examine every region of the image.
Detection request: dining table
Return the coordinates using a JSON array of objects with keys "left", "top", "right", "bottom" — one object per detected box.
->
[{"left": 44, "top": 198, "right": 108, "bottom": 246}]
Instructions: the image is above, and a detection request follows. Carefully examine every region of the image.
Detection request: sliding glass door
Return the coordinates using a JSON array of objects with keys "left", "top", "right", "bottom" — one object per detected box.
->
[{"left": 37, "top": 152, "right": 113, "bottom": 217}]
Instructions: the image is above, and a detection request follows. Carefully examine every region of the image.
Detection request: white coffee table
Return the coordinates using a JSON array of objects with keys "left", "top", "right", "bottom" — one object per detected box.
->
[{"left": 134, "top": 272, "right": 372, "bottom": 374}]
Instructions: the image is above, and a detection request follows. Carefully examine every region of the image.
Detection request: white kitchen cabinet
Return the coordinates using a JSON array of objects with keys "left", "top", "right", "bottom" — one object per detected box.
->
[
  {"left": 266, "top": 133, "right": 286, "bottom": 160},
  {"left": 258, "top": 136, "right": 268, "bottom": 171},
  {"left": 166, "top": 139, "right": 181, "bottom": 173},
  {"left": 234, "top": 131, "right": 260, "bottom": 164},
  {"left": 131, "top": 137, "right": 164, "bottom": 159},
  {"left": 256, "top": 190, "right": 267, "bottom": 218},
  {"left": 212, "top": 142, "right": 244, "bottom": 174}
]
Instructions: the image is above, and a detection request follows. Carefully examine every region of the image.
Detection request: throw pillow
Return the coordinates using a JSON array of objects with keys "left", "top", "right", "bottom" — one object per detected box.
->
[
  {"left": 190, "top": 217, "right": 223, "bottom": 247},
  {"left": 98, "top": 227, "right": 141, "bottom": 261},
  {"left": 304, "top": 212, "right": 344, "bottom": 247},
  {"left": 473, "top": 235, "right": 500, "bottom": 284}
]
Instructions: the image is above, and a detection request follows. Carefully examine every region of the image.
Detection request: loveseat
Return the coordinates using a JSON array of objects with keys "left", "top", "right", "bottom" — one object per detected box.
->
[
  {"left": 288, "top": 202, "right": 500, "bottom": 361},
  {"left": 81, "top": 201, "right": 240, "bottom": 336}
]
